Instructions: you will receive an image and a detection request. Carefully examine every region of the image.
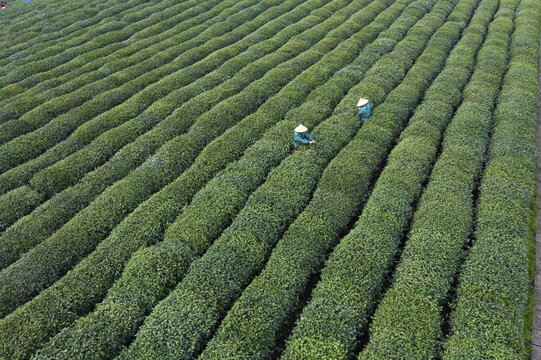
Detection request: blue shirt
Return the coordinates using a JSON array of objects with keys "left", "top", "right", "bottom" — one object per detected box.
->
[
  {"left": 292, "top": 131, "right": 314, "bottom": 148},
  {"left": 357, "top": 103, "right": 372, "bottom": 123}
]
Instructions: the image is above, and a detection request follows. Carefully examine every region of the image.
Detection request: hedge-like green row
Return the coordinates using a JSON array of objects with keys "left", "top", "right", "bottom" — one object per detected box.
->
[
  {"left": 442, "top": 0, "right": 541, "bottom": 357},
  {"left": 0, "top": 0, "right": 261, "bottom": 187},
  {"left": 0, "top": 0, "right": 132, "bottom": 67},
  {"left": 0, "top": 186, "right": 42, "bottom": 233},
  {"left": 202, "top": 0, "right": 484, "bottom": 358},
  {"left": 0, "top": 0, "right": 246, "bottom": 149},
  {"left": 0, "top": 1, "right": 154, "bottom": 113},
  {"left": 0, "top": 0, "right": 328, "bottom": 318},
  {"left": 281, "top": 0, "right": 495, "bottom": 357},
  {"left": 0, "top": 0, "right": 324, "bottom": 270},
  {"left": 0, "top": 1, "right": 361, "bottom": 357},
  {"left": 117, "top": 0, "right": 467, "bottom": 356},
  {"left": 0, "top": 0, "right": 96, "bottom": 50},
  {"left": 32, "top": 0, "right": 407, "bottom": 358},
  {"left": 0, "top": 0, "right": 202, "bottom": 90},
  {"left": 0, "top": 0, "right": 225, "bottom": 124},
  {"left": 0, "top": 0, "right": 272, "bottom": 231},
  {"left": 25, "top": 0, "right": 323, "bottom": 197},
  {"left": 358, "top": 1, "right": 518, "bottom": 358},
  {"left": 0, "top": 0, "right": 143, "bottom": 70}
]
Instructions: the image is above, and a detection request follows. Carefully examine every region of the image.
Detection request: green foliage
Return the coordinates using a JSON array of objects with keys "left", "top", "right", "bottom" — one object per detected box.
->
[
  {"left": 283, "top": 0, "right": 497, "bottom": 357},
  {"left": 15, "top": 0, "right": 327, "bottom": 199},
  {"left": 358, "top": 0, "right": 521, "bottom": 357},
  {"left": 0, "top": 0, "right": 266, "bottom": 172},
  {"left": 201, "top": 0, "right": 459, "bottom": 357},
  {"left": 0, "top": 0, "right": 190, "bottom": 107},
  {"left": 0, "top": 186, "right": 42, "bottom": 232},
  {"left": 0, "top": 0, "right": 370, "bottom": 358},
  {"left": 0, "top": 0, "right": 288, "bottom": 191},
  {"left": 116, "top": 0, "right": 483, "bottom": 358},
  {"left": 0, "top": 0, "right": 316, "bottom": 319},
  {"left": 0, "top": 0, "right": 538, "bottom": 358},
  {"left": 0, "top": 0, "right": 280, "bottom": 262},
  {"left": 0, "top": 0, "right": 202, "bottom": 82},
  {"left": 442, "top": 0, "right": 541, "bottom": 357},
  {"left": 118, "top": 104, "right": 362, "bottom": 360}
]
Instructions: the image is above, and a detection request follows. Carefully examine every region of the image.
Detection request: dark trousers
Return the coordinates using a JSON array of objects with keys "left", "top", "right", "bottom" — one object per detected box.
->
[{"left": 290, "top": 145, "right": 298, "bottom": 154}]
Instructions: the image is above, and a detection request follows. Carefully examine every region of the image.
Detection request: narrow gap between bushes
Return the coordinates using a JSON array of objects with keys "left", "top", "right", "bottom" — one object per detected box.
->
[
  {"left": 352, "top": 102, "right": 457, "bottom": 357},
  {"left": 353, "top": 160, "right": 428, "bottom": 357},
  {"left": 272, "top": 130, "right": 395, "bottom": 359},
  {"left": 438, "top": 176, "right": 481, "bottom": 345},
  {"left": 272, "top": 270, "right": 322, "bottom": 359},
  {"left": 191, "top": 156, "right": 328, "bottom": 360},
  {"left": 437, "top": 5, "right": 518, "bottom": 345}
]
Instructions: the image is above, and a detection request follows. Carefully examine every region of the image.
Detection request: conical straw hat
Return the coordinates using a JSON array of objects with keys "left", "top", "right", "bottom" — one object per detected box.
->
[
  {"left": 294, "top": 124, "right": 308, "bottom": 133},
  {"left": 357, "top": 98, "right": 369, "bottom": 107}
]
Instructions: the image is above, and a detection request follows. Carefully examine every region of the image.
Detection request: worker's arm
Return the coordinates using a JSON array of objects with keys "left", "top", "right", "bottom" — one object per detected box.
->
[
  {"left": 365, "top": 103, "right": 372, "bottom": 117},
  {"left": 294, "top": 132, "right": 312, "bottom": 144},
  {"left": 303, "top": 132, "right": 314, "bottom": 141}
]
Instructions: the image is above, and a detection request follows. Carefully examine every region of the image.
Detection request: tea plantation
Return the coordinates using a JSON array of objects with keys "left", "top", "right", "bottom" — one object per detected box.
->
[{"left": 0, "top": 0, "right": 539, "bottom": 358}]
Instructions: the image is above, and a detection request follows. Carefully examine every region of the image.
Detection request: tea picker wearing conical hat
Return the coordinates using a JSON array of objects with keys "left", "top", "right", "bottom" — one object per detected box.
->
[
  {"left": 356, "top": 97, "right": 372, "bottom": 124},
  {"left": 290, "top": 124, "right": 316, "bottom": 154}
]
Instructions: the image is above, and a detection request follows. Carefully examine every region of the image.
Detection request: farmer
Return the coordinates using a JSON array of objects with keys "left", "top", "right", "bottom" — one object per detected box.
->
[
  {"left": 356, "top": 97, "right": 372, "bottom": 124},
  {"left": 0, "top": 2, "right": 8, "bottom": 9},
  {"left": 291, "top": 124, "right": 316, "bottom": 154}
]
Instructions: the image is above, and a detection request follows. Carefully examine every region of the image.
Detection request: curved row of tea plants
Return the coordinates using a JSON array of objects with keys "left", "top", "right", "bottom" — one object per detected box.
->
[
  {"left": 117, "top": 0, "right": 472, "bottom": 357},
  {"left": 32, "top": 0, "right": 413, "bottom": 358},
  {"left": 0, "top": 0, "right": 274, "bottom": 172},
  {"left": 0, "top": 0, "right": 324, "bottom": 262},
  {"left": 442, "top": 0, "right": 541, "bottom": 357},
  {"left": 358, "top": 0, "right": 518, "bottom": 357},
  {"left": 0, "top": 1, "right": 369, "bottom": 358},
  {"left": 281, "top": 0, "right": 498, "bottom": 356}
]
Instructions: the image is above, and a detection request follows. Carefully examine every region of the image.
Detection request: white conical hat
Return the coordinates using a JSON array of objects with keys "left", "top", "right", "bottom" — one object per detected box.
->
[
  {"left": 294, "top": 124, "right": 308, "bottom": 133},
  {"left": 357, "top": 97, "right": 369, "bottom": 107}
]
